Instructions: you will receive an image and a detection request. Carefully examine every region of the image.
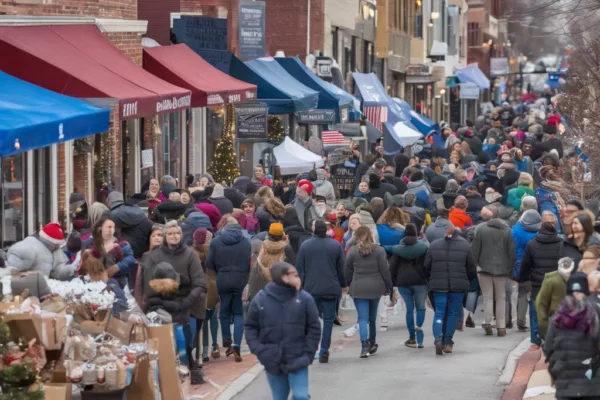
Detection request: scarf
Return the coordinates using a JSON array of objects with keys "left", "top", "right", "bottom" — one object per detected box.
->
[{"left": 553, "top": 296, "right": 599, "bottom": 338}]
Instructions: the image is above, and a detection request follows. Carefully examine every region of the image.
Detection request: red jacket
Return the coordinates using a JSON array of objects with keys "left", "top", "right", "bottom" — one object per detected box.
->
[{"left": 449, "top": 208, "right": 473, "bottom": 230}]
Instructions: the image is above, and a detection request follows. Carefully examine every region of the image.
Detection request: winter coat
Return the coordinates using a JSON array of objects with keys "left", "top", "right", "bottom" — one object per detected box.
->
[
  {"left": 255, "top": 201, "right": 286, "bottom": 232},
  {"left": 560, "top": 236, "right": 600, "bottom": 267},
  {"left": 406, "top": 180, "right": 433, "bottom": 209},
  {"left": 370, "top": 181, "right": 398, "bottom": 199},
  {"left": 180, "top": 212, "right": 212, "bottom": 246},
  {"left": 245, "top": 282, "right": 321, "bottom": 375},
  {"left": 512, "top": 222, "right": 538, "bottom": 279},
  {"left": 519, "top": 229, "right": 563, "bottom": 295},
  {"left": 402, "top": 205, "right": 427, "bottom": 233},
  {"left": 209, "top": 196, "right": 234, "bottom": 216},
  {"left": 313, "top": 180, "right": 337, "bottom": 207},
  {"left": 296, "top": 236, "right": 346, "bottom": 298},
  {"left": 205, "top": 224, "right": 252, "bottom": 294},
  {"left": 449, "top": 208, "right": 472, "bottom": 230},
  {"left": 535, "top": 270, "right": 567, "bottom": 338},
  {"left": 194, "top": 203, "right": 221, "bottom": 231},
  {"left": 109, "top": 202, "right": 154, "bottom": 258},
  {"left": 472, "top": 219, "right": 516, "bottom": 277},
  {"left": 344, "top": 245, "right": 393, "bottom": 299},
  {"left": 377, "top": 224, "right": 405, "bottom": 249},
  {"left": 353, "top": 191, "right": 372, "bottom": 202},
  {"left": 7, "top": 235, "right": 79, "bottom": 280},
  {"left": 251, "top": 232, "right": 296, "bottom": 266},
  {"left": 488, "top": 200, "right": 519, "bottom": 227},
  {"left": 544, "top": 305, "right": 600, "bottom": 399},
  {"left": 507, "top": 186, "right": 535, "bottom": 211},
  {"left": 82, "top": 237, "right": 136, "bottom": 289},
  {"left": 389, "top": 238, "right": 429, "bottom": 287},
  {"left": 9, "top": 272, "right": 51, "bottom": 299},
  {"left": 146, "top": 278, "right": 189, "bottom": 323},
  {"left": 290, "top": 197, "right": 319, "bottom": 230},
  {"left": 247, "top": 238, "right": 290, "bottom": 301},
  {"left": 224, "top": 188, "right": 246, "bottom": 209},
  {"left": 383, "top": 175, "right": 408, "bottom": 194},
  {"left": 424, "top": 232, "right": 477, "bottom": 293},
  {"left": 425, "top": 218, "right": 454, "bottom": 243},
  {"left": 357, "top": 210, "right": 380, "bottom": 244},
  {"left": 154, "top": 200, "right": 192, "bottom": 223},
  {"left": 140, "top": 242, "right": 206, "bottom": 322}
]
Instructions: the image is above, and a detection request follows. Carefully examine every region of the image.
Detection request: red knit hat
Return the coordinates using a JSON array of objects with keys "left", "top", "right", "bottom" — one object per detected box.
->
[
  {"left": 297, "top": 179, "right": 313, "bottom": 196},
  {"left": 40, "top": 223, "right": 65, "bottom": 245}
]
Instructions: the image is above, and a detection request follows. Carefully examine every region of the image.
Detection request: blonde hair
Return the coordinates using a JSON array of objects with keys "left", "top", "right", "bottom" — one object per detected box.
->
[
  {"left": 541, "top": 211, "right": 557, "bottom": 223},
  {"left": 354, "top": 226, "right": 374, "bottom": 254},
  {"left": 377, "top": 207, "right": 409, "bottom": 226},
  {"left": 87, "top": 202, "right": 109, "bottom": 228},
  {"left": 348, "top": 214, "right": 362, "bottom": 232}
]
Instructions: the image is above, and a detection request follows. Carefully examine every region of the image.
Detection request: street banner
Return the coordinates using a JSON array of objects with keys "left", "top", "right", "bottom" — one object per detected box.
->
[
  {"left": 239, "top": 1, "right": 266, "bottom": 58},
  {"left": 236, "top": 104, "right": 268, "bottom": 140}
]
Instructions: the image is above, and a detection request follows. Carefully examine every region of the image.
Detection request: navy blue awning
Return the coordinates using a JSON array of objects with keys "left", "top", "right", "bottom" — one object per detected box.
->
[
  {"left": 0, "top": 71, "right": 110, "bottom": 157},
  {"left": 229, "top": 56, "right": 318, "bottom": 114},
  {"left": 276, "top": 57, "right": 352, "bottom": 123},
  {"left": 392, "top": 98, "right": 440, "bottom": 135}
]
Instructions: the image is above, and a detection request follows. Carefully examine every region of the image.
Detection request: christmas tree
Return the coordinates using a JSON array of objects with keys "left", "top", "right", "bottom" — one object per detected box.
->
[
  {"left": 208, "top": 104, "right": 240, "bottom": 185},
  {"left": 267, "top": 116, "right": 284, "bottom": 143}
]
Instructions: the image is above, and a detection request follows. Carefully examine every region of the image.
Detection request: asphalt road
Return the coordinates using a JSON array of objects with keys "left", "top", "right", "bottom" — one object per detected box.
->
[{"left": 233, "top": 300, "right": 527, "bottom": 400}]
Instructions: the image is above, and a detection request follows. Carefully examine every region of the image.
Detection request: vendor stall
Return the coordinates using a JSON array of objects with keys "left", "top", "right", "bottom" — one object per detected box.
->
[{"left": 273, "top": 137, "right": 324, "bottom": 175}]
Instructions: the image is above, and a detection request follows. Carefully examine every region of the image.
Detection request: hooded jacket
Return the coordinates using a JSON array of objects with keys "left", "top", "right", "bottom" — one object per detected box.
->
[
  {"left": 406, "top": 180, "right": 433, "bottom": 209},
  {"left": 377, "top": 223, "right": 405, "bottom": 248},
  {"left": 209, "top": 185, "right": 234, "bottom": 216},
  {"left": 296, "top": 235, "right": 346, "bottom": 298},
  {"left": 449, "top": 208, "right": 472, "bottom": 230},
  {"left": 425, "top": 218, "right": 454, "bottom": 243},
  {"left": 472, "top": 219, "right": 516, "bottom": 277},
  {"left": 154, "top": 200, "right": 191, "bottom": 223},
  {"left": 357, "top": 210, "right": 380, "bottom": 244},
  {"left": 535, "top": 263, "right": 573, "bottom": 338},
  {"left": 109, "top": 194, "right": 154, "bottom": 258},
  {"left": 256, "top": 200, "right": 286, "bottom": 232},
  {"left": 247, "top": 238, "right": 289, "bottom": 301},
  {"left": 424, "top": 232, "right": 476, "bottom": 293},
  {"left": 507, "top": 185, "right": 535, "bottom": 211},
  {"left": 389, "top": 238, "right": 429, "bottom": 287},
  {"left": 180, "top": 212, "right": 213, "bottom": 246},
  {"left": 313, "top": 170, "right": 337, "bottom": 207},
  {"left": 519, "top": 228, "right": 563, "bottom": 295},
  {"left": 245, "top": 282, "right": 321, "bottom": 376},
  {"left": 511, "top": 211, "right": 541, "bottom": 278},
  {"left": 344, "top": 245, "right": 393, "bottom": 299},
  {"left": 7, "top": 235, "right": 79, "bottom": 280},
  {"left": 205, "top": 224, "right": 252, "bottom": 294},
  {"left": 224, "top": 187, "right": 246, "bottom": 209}
]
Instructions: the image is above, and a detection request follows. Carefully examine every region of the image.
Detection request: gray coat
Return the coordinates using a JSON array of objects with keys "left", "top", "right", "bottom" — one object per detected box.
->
[
  {"left": 6, "top": 235, "right": 78, "bottom": 281},
  {"left": 424, "top": 218, "right": 454, "bottom": 243},
  {"left": 10, "top": 273, "right": 51, "bottom": 299},
  {"left": 344, "top": 245, "right": 393, "bottom": 299},
  {"left": 472, "top": 219, "right": 516, "bottom": 277}
]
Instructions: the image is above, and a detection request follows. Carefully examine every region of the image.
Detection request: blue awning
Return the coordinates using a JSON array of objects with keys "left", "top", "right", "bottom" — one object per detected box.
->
[
  {"left": 383, "top": 121, "right": 423, "bottom": 154},
  {"left": 352, "top": 72, "right": 391, "bottom": 107},
  {"left": 0, "top": 71, "right": 110, "bottom": 157},
  {"left": 229, "top": 56, "right": 318, "bottom": 114},
  {"left": 275, "top": 57, "right": 352, "bottom": 123},
  {"left": 392, "top": 98, "right": 440, "bottom": 135},
  {"left": 456, "top": 65, "right": 490, "bottom": 90}
]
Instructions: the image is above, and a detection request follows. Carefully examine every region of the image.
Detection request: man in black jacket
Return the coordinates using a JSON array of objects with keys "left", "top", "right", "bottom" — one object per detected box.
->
[
  {"left": 296, "top": 220, "right": 346, "bottom": 364},
  {"left": 107, "top": 191, "right": 153, "bottom": 259},
  {"left": 424, "top": 228, "right": 477, "bottom": 355}
]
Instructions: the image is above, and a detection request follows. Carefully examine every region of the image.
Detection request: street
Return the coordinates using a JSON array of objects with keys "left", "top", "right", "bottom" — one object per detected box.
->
[{"left": 234, "top": 304, "right": 527, "bottom": 400}]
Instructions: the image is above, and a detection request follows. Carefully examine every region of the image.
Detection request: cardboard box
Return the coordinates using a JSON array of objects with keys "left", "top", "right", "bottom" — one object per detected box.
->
[
  {"left": 30, "top": 383, "right": 72, "bottom": 400},
  {"left": 4, "top": 312, "right": 68, "bottom": 350},
  {"left": 146, "top": 325, "right": 183, "bottom": 400}
]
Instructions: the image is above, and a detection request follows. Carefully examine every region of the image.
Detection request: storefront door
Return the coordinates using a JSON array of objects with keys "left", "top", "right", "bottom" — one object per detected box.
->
[{"left": 161, "top": 111, "right": 182, "bottom": 184}]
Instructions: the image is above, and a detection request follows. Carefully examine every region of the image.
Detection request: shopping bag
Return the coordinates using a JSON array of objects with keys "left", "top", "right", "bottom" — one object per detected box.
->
[
  {"left": 106, "top": 317, "right": 135, "bottom": 345},
  {"left": 126, "top": 354, "right": 156, "bottom": 400},
  {"left": 465, "top": 291, "right": 479, "bottom": 314},
  {"left": 146, "top": 325, "right": 184, "bottom": 400}
]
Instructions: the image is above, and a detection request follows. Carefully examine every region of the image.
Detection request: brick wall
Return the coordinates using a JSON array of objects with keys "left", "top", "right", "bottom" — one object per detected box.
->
[
  {"left": 0, "top": 0, "right": 137, "bottom": 19},
  {"left": 138, "top": 0, "right": 179, "bottom": 45}
]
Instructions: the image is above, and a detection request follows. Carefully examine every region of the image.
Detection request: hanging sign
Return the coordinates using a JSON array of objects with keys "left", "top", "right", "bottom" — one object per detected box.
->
[
  {"left": 238, "top": 1, "right": 266, "bottom": 58},
  {"left": 405, "top": 64, "right": 431, "bottom": 76},
  {"left": 236, "top": 104, "right": 268, "bottom": 140},
  {"left": 297, "top": 109, "right": 336, "bottom": 124},
  {"left": 332, "top": 166, "right": 356, "bottom": 191},
  {"left": 141, "top": 149, "right": 154, "bottom": 169},
  {"left": 316, "top": 57, "right": 333, "bottom": 78},
  {"left": 459, "top": 83, "right": 480, "bottom": 100}
]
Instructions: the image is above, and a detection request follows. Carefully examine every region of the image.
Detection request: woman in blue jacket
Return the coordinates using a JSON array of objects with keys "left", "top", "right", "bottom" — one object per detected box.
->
[
  {"left": 245, "top": 261, "right": 321, "bottom": 400},
  {"left": 376, "top": 207, "right": 409, "bottom": 253}
]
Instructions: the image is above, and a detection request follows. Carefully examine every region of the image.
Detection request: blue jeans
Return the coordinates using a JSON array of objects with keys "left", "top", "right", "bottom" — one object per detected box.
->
[
  {"left": 529, "top": 299, "right": 541, "bottom": 345},
  {"left": 354, "top": 298, "right": 379, "bottom": 342},
  {"left": 266, "top": 368, "right": 309, "bottom": 400},
  {"left": 203, "top": 308, "right": 219, "bottom": 348},
  {"left": 432, "top": 292, "right": 464, "bottom": 345},
  {"left": 313, "top": 296, "right": 337, "bottom": 354},
  {"left": 398, "top": 286, "right": 427, "bottom": 345},
  {"left": 219, "top": 293, "right": 244, "bottom": 348}
]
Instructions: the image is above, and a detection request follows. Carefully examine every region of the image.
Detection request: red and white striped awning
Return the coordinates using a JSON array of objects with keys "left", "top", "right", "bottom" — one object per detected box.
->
[
  {"left": 363, "top": 106, "right": 388, "bottom": 131},
  {"left": 322, "top": 130, "right": 349, "bottom": 145}
]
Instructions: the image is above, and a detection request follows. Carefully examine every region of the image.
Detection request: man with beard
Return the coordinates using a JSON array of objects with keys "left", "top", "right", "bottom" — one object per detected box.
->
[{"left": 314, "top": 196, "right": 331, "bottom": 220}]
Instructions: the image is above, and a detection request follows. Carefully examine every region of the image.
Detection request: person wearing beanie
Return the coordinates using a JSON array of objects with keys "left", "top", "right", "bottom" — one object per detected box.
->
[
  {"left": 368, "top": 172, "right": 398, "bottom": 199},
  {"left": 70, "top": 192, "right": 88, "bottom": 233},
  {"left": 507, "top": 173, "right": 535, "bottom": 211},
  {"left": 518, "top": 221, "right": 563, "bottom": 346},
  {"left": 402, "top": 193, "right": 429, "bottom": 234},
  {"left": 291, "top": 179, "right": 318, "bottom": 231},
  {"left": 296, "top": 219, "right": 346, "bottom": 363},
  {"left": 107, "top": 190, "right": 154, "bottom": 259},
  {"left": 180, "top": 209, "right": 213, "bottom": 246},
  {"left": 64, "top": 231, "right": 83, "bottom": 264},
  {"left": 6, "top": 223, "right": 80, "bottom": 280},
  {"left": 535, "top": 257, "right": 575, "bottom": 338},
  {"left": 472, "top": 206, "right": 516, "bottom": 337},
  {"left": 245, "top": 261, "right": 320, "bottom": 399},
  {"left": 449, "top": 196, "right": 472, "bottom": 230},
  {"left": 389, "top": 223, "right": 429, "bottom": 348},
  {"left": 510, "top": 209, "right": 542, "bottom": 331},
  {"left": 209, "top": 184, "right": 234, "bottom": 216}
]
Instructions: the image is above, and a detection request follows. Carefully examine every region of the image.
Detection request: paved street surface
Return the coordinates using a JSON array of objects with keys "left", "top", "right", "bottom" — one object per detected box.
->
[{"left": 234, "top": 303, "right": 527, "bottom": 400}]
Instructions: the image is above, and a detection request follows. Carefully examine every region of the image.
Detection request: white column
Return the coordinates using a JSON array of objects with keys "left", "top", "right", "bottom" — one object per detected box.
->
[{"left": 51, "top": 144, "right": 58, "bottom": 223}]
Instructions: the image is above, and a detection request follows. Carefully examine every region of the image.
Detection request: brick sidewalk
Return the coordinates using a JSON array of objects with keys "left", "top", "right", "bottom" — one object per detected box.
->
[{"left": 501, "top": 345, "right": 542, "bottom": 400}]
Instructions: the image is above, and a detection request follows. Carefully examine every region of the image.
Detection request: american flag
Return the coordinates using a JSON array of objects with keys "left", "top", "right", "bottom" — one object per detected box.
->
[
  {"left": 363, "top": 106, "right": 388, "bottom": 131},
  {"left": 321, "top": 131, "right": 347, "bottom": 145}
]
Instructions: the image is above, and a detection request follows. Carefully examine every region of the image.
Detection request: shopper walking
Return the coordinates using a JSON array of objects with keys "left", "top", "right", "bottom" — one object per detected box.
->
[
  {"left": 344, "top": 226, "right": 393, "bottom": 358},
  {"left": 296, "top": 220, "right": 346, "bottom": 363}
]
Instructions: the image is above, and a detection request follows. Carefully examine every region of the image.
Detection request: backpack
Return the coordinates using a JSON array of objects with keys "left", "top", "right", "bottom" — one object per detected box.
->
[{"left": 535, "top": 187, "right": 563, "bottom": 234}]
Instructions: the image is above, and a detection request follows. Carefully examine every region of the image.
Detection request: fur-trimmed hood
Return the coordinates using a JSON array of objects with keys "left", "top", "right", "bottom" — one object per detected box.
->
[{"left": 149, "top": 278, "right": 179, "bottom": 294}]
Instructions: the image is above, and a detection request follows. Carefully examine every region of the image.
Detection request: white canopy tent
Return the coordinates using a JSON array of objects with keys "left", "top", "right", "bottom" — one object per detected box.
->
[
  {"left": 273, "top": 136, "right": 324, "bottom": 175},
  {"left": 385, "top": 121, "right": 423, "bottom": 147}
]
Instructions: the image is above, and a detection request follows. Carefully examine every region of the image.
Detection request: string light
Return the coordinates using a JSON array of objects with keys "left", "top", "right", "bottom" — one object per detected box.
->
[{"left": 208, "top": 103, "right": 240, "bottom": 184}]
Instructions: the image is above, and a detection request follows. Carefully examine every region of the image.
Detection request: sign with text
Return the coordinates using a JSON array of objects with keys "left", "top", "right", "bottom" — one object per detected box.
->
[
  {"left": 332, "top": 165, "right": 356, "bottom": 192},
  {"left": 141, "top": 149, "right": 154, "bottom": 169},
  {"left": 316, "top": 57, "right": 333, "bottom": 78},
  {"left": 236, "top": 104, "right": 268, "bottom": 140},
  {"left": 459, "top": 83, "right": 480, "bottom": 100},
  {"left": 239, "top": 1, "right": 266, "bottom": 58},
  {"left": 490, "top": 58, "right": 510, "bottom": 76},
  {"left": 172, "top": 17, "right": 230, "bottom": 72},
  {"left": 297, "top": 109, "right": 336, "bottom": 125}
]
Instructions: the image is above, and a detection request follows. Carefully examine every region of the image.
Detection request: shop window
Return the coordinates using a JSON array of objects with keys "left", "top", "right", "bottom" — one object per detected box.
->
[
  {"left": 161, "top": 111, "right": 182, "bottom": 184},
  {"left": 206, "top": 106, "right": 226, "bottom": 175},
  {"left": 2, "top": 154, "right": 24, "bottom": 248}
]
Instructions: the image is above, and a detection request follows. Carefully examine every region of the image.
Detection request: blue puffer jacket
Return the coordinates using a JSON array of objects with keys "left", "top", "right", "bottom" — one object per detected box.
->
[
  {"left": 296, "top": 236, "right": 346, "bottom": 298},
  {"left": 205, "top": 224, "right": 252, "bottom": 294},
  {"left": 180, "top": 212, "right": 212, "bottom": 246},
  {"left": 245, "top": 282, "right": 321, "bottom": 375},
  {"left": 377, "top": 224, "right": 405, "bottom": 250},
  {"left": 511, "top": 222, "right": 538, "bottom": 279}
]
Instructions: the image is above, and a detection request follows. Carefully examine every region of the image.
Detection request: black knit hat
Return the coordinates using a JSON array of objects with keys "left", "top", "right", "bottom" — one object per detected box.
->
[
  {"left": 567, "top": 272, "right": 590, "bottom": 296},
  {"left": 313, "top": 220, "right": 327, "bottom": 237},
  {"left": 404, "top": 223, "right": 418, "bottom": 238},
  {"left": 271, "top": 261, "right": 293, "bottom": 287},
  {"left": 153, "top": 262, "right": 178, "bottom": 281},
  {"left": 66, "top": 231, "right": 82, "bottom": 253}
]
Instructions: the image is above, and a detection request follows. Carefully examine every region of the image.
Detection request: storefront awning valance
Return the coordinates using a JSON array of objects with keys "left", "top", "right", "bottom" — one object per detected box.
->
[
  {"left": 275, "top": 57, "right": 353, "bottom": 123},
  {"left": 0, "top": 25, "right": 191, "bottom": 120},
  {"left": 229, "top": 56, "right": 318, "bottom": 114},
  {"left": 456, "top": 65, "right": 491, "bottom": 90},
  {"left": 391, "top": 98, "right": 440, "bottom": 135},
  {"left": 143, "top": 44, "right": 257, "bottom": 108},
  {"left": 0, "top": 71, "right": 110, "bottom": 157}
]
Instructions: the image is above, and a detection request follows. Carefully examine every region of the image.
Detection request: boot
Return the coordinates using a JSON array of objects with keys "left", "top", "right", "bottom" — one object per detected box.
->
[
  {"left": 435, "top": 342, "right": 444, "bottom": 356},
  {"left": 360, "top": 341, "right": 370, "bottom": 358},
  {"left": 497, "top": 328, "right": 507, "bottom": 337},
  {"left": 506, "top": 321, "right": 514, "bottom": 329},
  {"left": 190, "top": 361, "right": 205, "bottom": 385},
  {"left": 442, "top": 344, "right": 453, "bottom": 354},
  {"left": 229, "top": 346, "right": 242, "bottom": 362},
  {"left": 319, "top": 350, "right": 329, "bottom": 364},
  {"left": 368, "top": 339, "right": 378, "bottom": 355},
  {"left": 211, "top": 344, "right": 221, "bottom": 359},
  {"left": 483, "top": 324, "right": 494, "bottom": 336},
  {"left": 465, "top": 314, "right": 475, "bottom": 328}
]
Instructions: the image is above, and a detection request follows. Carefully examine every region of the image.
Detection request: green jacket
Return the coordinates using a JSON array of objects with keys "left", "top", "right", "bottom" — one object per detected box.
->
[
  {"left": 535, "top": 270, "right": 567, "bottom": 338},
  {"left": 507, "top": 186, "right": 535, "bottom": 211}
]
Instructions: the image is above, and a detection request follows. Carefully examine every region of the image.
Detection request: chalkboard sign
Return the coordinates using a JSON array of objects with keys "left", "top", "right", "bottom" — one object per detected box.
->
[
  {"left": 172, "top": 17, "right": 231, "bottom": 73},
  {"left": 236, "top": 104, "right": 268, "bottom": 140},
  {"left": 239, "top": 1, "right": 266, "bottom": 58},
  {"left": 327, "top": 152, "right": 346, "bottom": 167},
  {"left": 332, "top": 166, "right": 356, "bottom": 192}
]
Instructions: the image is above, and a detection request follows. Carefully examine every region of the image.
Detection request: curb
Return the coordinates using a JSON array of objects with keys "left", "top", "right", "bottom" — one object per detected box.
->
[
  {"left": 501, "top": 344, "right": 542, "bottom": 400},
  {"left": 497, "top": 338, "right": 533, "bottom": 386},
  {"left": 216, "top": 362, "right": 264, "bottom": 400}
]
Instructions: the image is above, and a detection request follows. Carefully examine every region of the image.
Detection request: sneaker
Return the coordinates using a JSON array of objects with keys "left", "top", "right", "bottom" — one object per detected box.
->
[
  {"left": 360, "top": 341, "right": 370, "bottom": 358},
  {"left": 404, "top": 339, "right": 418, "bottom": 348},
  {"left": 368, "top": 340, "right": 378, "bottom": 355},
  {"left": 230, "top": 346, "right": 242, "bottom": 362},
  {"left": 319, "top": 350, "right": 329, "bottom": 364},
  {"left": 435, "top": 342, "right": 444, "bottom": 355},
  {"left": 506, "top": 321, "right": 514, "bottom": 329},
  {"left": 442, "top": 344, "right": 453, "bottom": 354},
  {"left": 418, "top": 344, "right": 424, "bottom": 349},
  {"left": 483, "top": 324, "right": 494, "bottom": 336},
  {"left": 465, "top": 315, "right": 475, "bottom": 328},
  {"left": 497, "top": 328, "right": 507, "bottom": 337},
  {"left": 211, "top": 344, "right": 221, "bottom": 359}
]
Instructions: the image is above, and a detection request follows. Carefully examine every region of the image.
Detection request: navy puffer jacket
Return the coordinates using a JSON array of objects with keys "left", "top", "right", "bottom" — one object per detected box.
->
[
  {"left": 245, "top": 282, "right": 321, "bottom": 375},
  {"left": 424, "top": 232, "right": 477, "bottom": 293},
  {"left": 205, "top": 224, "right": 252, "bottom": 294}
]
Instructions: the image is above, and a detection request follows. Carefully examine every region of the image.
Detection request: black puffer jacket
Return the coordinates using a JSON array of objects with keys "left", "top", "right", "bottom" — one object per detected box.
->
[
  {"left": 109, "top": 201, "right": 154, "bottom": 259},
  {"left": 224, "top": 188, "right": 246, "bottom": 209},
  {"left": 205, "top": 224, "right": 252, "bottom": 294},
  {"left": 560, "top": 236, "right": 600, "bottom": 268},
  {"left": 424, "top": 232, "right": 477, "bottom": 293},
  {"left": 519, "top": 229, "right": 563, "bottom": 295},
  {"left": 389, "top": 238, "right": 429, "bottom": 287}
]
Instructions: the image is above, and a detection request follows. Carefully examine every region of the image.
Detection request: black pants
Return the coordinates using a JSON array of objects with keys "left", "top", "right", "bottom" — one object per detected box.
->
[{"left": 183, "top": 320, "right": 205, "bottom": 366}]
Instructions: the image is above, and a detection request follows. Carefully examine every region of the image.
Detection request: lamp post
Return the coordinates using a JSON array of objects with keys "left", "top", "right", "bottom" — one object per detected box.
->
[{"left": 518, "top": 54, "right": 528, "bottom": 115}]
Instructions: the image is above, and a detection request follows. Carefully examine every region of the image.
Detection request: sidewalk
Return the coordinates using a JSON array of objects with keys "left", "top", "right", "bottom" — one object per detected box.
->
[
  {"left": 501, "top": 345, "right": 542, "bottom": 400},
  {"left": 521, "top": 358, "right": 554, "bottom": 400}
]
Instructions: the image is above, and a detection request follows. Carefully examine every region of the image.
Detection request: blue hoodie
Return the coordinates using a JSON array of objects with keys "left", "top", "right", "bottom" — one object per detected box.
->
[
  {"left": 206, "top": 224, "right": 252, "bottom": 294},
  {"left": 511, "top": 218, "right": 540, "bottom": 279},
  {"left": 377, "top": 224, "right": 405, "bottom": 252}
]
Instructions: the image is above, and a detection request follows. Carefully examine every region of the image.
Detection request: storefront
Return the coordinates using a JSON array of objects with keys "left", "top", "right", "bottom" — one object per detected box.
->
[
  {"left": 0, "top": 70, "right": 109, "bottom": 247},
  {"left": 404, "top": 64, "right": 436, "bottom": 118}
]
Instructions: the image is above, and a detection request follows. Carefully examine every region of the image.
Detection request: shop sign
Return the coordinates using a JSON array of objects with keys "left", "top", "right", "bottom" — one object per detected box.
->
[
  {"left": 181, "top": 16, "right": 228, "bottom": 51},
  {"left": 459, "top": 83, "right": 480, "bottom": 100},
  {"left": 239, "top": 1, "right": 266, "bottom": 58},
  {"left": 332, "top": 166, "right": 355, "bottom": 191},
  {"left": 316, "top": 57, "right": 333, "bottom": 78},
  {"left": 297, "top": 110, "right": 336, "bottom": 124},
  {"left": 156, "top": 95, "right": 192, "bottom": 113},
  {"left": 141, "top": 149, "right": 154, "bottom": 169},
  {"left": 236, "top": 104, "right": 268, "bottom": 140},
  {"left": 207, "top": 94, "right": 225, "bottom": 106},
  {"left": 405, "top": 64, "right": 431, "bottom": 76},
  {"left": 490, "top": 58, "right": 510, "bottom": 76}
]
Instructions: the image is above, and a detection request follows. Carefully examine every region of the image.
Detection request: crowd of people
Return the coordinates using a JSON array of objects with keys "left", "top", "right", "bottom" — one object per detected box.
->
[{"left": 4, "top": 100, "right": 600, "bottom": 399}]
